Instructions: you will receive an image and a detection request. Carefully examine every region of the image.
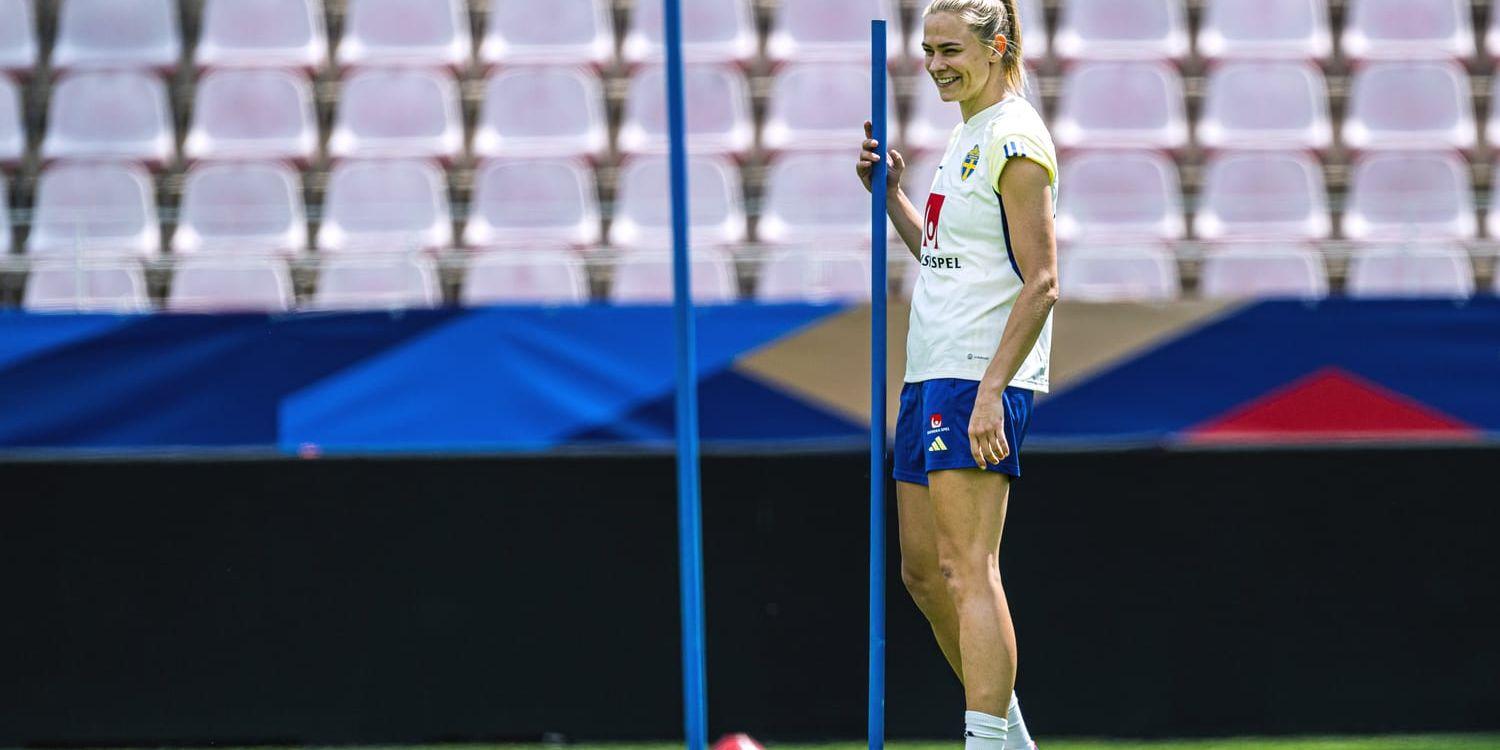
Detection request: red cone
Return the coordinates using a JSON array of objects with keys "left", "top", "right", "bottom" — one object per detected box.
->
[{"left": 711, "top": 733, "right": 764, "bottom": 750}]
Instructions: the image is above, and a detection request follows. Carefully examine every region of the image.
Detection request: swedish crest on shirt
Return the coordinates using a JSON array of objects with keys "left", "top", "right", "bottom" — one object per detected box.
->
[{"left": 960, "top": 145, "right": 980, "bottom": 181}]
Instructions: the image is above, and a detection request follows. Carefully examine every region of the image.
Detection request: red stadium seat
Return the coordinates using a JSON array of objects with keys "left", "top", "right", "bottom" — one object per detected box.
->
[
  {"left": 309, "top": 255, "right": 441, "bottom": 310},
  {"left": 336, "top": 0, "right": 472, "bottom": 69},
  {"left": 609, "top": 246, "right": 738, "bottom": 304},
  {"left": 168, "top": 256, "right": 294, "bottom": 312},
  {"left": 619, "top": 65, "right": 753, "bottom": 157},
  {"left": 1059, "top": 243, "right": 1180, "bottom": 302},
  {"left": 1199, "top": 244, "right": 1329, "bottom": 299},
  {"left": 759, "top": 152, "right": 877, "bottom": 245},
  {"left": 1198, "top": 62, "right": 1332, "bottom": 151},
  {"left": 1056, "top": 150, "right": 1183, "bottom": 242},
  {"left": 41, "top": 71, "right": 175, "bottom": 167},
  {"left": 464, "top": 158, "right": 601, "bottom": 248},
  {"left": 28, "top": 163, "right": 160, "bottom": 258},
  {"left": 51, "top": 0, "right": 181, "bottom": 72},
  {"left": 768, "top": 0, "right": 900, "bottom": 63},
  {"left": 764, "top": 63, "right": 893, "bottom": 153},
  {"left": 196, "top": 0, "right": 329, "bottom": 70},
  {"left": 1197, "top": 0, "right": 1332, "bottom": 61},
  {"left": 173, "top": 162, "right": 308, "bottom": 256},
  {"left": 481, "top": 0, "right": 615, "bottom": 69},
  {"left": 624, "top": 0, "right": 758, "bottom": 66},
  {"left": 461, "top": 249, "right": 590, "bottom": 306},
  {"left": 1195, "top": 152, "right": 1330, "bottom": 240},
  {"left": 0, "top": 76, "right": 21, "bottom": 169},
  {"left": 1342, "top": 0, "right": 1472, "bottom": 62},
  {"left": 24, "top": 263, "right": 151, "bottom": 312},
  {"left": 0, "top": 0, "right": 39, "bottom": 75},
  {"left": 329, "top": 68, "right": 464, "bottom": 161},
  {"left": 1052, "top": 62, "right": 1188, "bottom": 151},
  {"left": 474, "top": 67, "right": 608, "bottom": 161},
  {"left": 1053, "top": 0, "right": 1189, "bottom": 62},
  {"left": 319, "top": 159, "right": 453, "bottom": 253},
  {"left": 185, "top": 69, "right": 319, "bottom": 164},
  {"left": 1344, "top": 152, "right": 1476, "bottom": 241},
  {"left": 611, "top": 156, "right": 746, "bottom": 249},
  {"left": 1346, "top": 243, "right": 1474, "bottom": 298},
  {"left": 1344, "top": 62, "right": 1475, "bottom": 152},
  {"left": 756, "top": 247, "right": 872, "bottom": 303}
]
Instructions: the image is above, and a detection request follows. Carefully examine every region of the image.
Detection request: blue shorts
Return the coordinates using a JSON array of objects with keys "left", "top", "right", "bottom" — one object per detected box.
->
[{"left": 893, "top": 379, "right": 1035, "bottom": 484}]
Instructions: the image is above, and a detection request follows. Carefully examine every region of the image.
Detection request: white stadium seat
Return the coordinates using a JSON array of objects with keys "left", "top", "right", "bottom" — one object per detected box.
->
[
  {"left": 1056, "top": 151, "right": 1184, "bottom": 241},
  {"left": 24, "top": 264, "right": 151, "bottom": 313},
  {"left": 185, "top": 69, "right": 320, "bottom": 164},
  {"left": 1346, "top": 244, "right": 1475, "bottom": 298},
  {"left": 764, "top": 63, "right": 893, "bottom": 153},
  {"left": 329, "top": 68, "right": 465, "bottom": 161},
  {"left": 611, "top": 156, "right": 746, "bottom": 249},
  {"left": 28, "top": 163, "right": 160, "bottom": 258},
  {"left": 624, "top": 0, "right": 758, "bottom": 66},
  {"left": 173, "top": 162, "right": 308, "bottom": 256},
  {"left": 481, "top": 0, "right": 615, "bottom": 68},
  {"left": 462, "top": 249, "right": 590, "bottom": 306},
  {"left": 1059, "top": 243, "right": 1180, "bottom": 302},
  {"left": 1344, "top": 62, "right": 1475, "bottom": 152},
  {"left": 168, "top": 257, "right": 294, "bottom": 312},
  {"left": 1198, "top": 62, "right": 1332, "bottom": 151},
  {"left": 1342, "top": 0, "right": 1472, "bottom": 61},
  {"left": 1344, "top": 152, "right": 1476, "bottom": 241},
  {"left": 1053, "top": 62, "right": 1188, "bottom": 150},
  {"left": 42, "top": 71, "right": 175, "bottom": 167},
  {"left": 309, "top": 255, "right": 441, "bottom": 310},
  {"left": 767, "top": 0, "right": 900, "bottom": 63},
  {"left": 319, "top": 159, "right": 453, "bottom": 253},
  {"left": 619, "top": 65, "right": 754, "bottom": 157},
  {"left": 464, "top": 158, "right": 601, "bottom": 248},
  {"left": 1197, "top": 0, "right": 1332, "bottom": 61},
  {"left": 610, "top": 246, "right": 738, "bottom": 304},
  {"left": 1198, "top": 244, "right": 1329, "bottom": 299},
  {"left": 51, "top": 0, "right": 181, "bottom": 72},
  {"left": 336, "top": 0, "right": 472, "bottom": 69},
  {"left": 1054, "top": 0, "right": 1190, "bottom": 61},
  {"left": 0, "top": 0, "right": 39, "bottom": 75},
  {"left": 759, "top": 152, "right": 878, "bottom": 244},
  {"left": 196, "top": 0, "right": 329, "bottom": 70},
  {"left": 1195, "top": 152, "right": 1330, "bottom": 240},
  {"left": 474, "top": 67, "right": 608, "bottom": 161},
  {"left": 756, "top": 247, "right": 873, "bottom": 304}
]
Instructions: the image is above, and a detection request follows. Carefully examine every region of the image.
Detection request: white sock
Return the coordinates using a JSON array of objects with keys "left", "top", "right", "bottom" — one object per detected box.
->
[
  {"left": 964, "top": 709, "right": 1009, "bottom": 750},
  {"left": 1007, "top": 692, "right": 1035, "bottom": 749}
]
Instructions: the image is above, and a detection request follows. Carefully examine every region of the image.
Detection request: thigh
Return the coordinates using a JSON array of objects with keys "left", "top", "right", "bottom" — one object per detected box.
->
[
  {"left": 896, "top": 480, "right": 939, "bottom": 574},
  {"left": 928, "top": 468, "right": 1012, "bottom": 559}
]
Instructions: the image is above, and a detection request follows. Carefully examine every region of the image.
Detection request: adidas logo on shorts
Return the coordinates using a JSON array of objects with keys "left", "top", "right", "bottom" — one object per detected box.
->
[{"left": 928, "top": 436, "right": 948, "bottom": 452}]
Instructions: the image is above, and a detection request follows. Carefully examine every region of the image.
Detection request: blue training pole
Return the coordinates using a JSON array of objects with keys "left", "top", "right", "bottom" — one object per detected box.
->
[
  {"left": 869, "top": 18, "right": 890, "bottom": 750},
  {"left": 663, "top": 0, "right": 708, "bottom": 748}
]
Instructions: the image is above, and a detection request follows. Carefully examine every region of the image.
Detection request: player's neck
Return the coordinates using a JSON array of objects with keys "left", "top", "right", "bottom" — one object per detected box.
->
[{"left": 960, "top": 84, "right": 1008, "bottom": 122}]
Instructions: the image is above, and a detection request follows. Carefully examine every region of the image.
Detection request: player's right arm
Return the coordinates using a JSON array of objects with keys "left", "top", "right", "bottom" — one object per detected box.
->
[{"left": 857, "top": 120, "right": 924, "bottom": 261}]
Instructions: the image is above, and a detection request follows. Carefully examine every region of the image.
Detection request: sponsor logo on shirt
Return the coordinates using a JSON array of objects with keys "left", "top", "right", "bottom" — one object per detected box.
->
[
  {"left": 930, "top": 413, "right": 943, "bottom": 429},
  {"left": 961, "top": 145, "right": 980, "bottom": 181},
  {"left": 928, "top": 436, "right": 949, "bottom": 452},
  {"left": 920, "top": 253, "right": 962, "bottom": 269},
  {"left": 922, "top": 193, "right": 945, "bottom": 250}
]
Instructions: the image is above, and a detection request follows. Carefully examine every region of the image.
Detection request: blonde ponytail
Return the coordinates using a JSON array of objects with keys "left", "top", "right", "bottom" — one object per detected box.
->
[{"left": 924, "top": 0, "right": 1028, "bottom": 95}]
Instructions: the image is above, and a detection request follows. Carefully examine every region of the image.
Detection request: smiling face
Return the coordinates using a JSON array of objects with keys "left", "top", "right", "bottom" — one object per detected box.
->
[{"left": 922, "top": 11, "right": 1007, "bottom": 115}]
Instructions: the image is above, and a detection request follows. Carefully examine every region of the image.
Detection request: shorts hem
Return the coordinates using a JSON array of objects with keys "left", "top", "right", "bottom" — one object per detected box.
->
[{"left": 892, "top": 469, "right": 929, "bottom": 485}]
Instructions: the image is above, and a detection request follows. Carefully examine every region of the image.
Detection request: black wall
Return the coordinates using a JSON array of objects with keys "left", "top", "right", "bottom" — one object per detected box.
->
[{"left": 1, "top": 448, "right": 1497, "bottom": 743}]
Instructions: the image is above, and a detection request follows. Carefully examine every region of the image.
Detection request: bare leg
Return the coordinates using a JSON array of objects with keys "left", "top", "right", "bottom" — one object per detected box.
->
[
  {"left": 929, "top": 468, "right": 1016, "bottom": 716},
  {"left": 896, "top": 480, "right": 965, "bottom": 683}
]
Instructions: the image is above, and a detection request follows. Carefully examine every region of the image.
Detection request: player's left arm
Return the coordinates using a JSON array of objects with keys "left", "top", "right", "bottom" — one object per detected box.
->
[{"left": 969, "top": 156, "right": 1059, "bottom": 468}]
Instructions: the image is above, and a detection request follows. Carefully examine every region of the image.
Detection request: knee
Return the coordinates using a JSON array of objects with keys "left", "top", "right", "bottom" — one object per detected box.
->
[
  {"left": 937, "top": 552, "right": 999, "bottom": 601},
  {"left": 901, "top": 560, "right": 948, "bottom": 613}
]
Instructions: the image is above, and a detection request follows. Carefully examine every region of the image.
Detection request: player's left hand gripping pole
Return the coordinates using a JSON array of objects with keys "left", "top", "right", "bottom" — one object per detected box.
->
[
  {"left": 663, "top": 0, "right": 708, "bottom": 749},
  {"left": 869, "top": 18, "right": 890, "bottom": 750}
]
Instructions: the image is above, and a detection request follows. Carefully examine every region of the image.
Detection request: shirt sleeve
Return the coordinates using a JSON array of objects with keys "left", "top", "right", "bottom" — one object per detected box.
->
[{"left": 985, "top": 130, "right": 1057, "bottom": 193}]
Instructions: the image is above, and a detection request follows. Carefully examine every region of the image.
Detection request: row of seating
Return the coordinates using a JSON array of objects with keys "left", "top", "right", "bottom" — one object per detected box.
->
[
  {"left": 6, "top": 58, "right": 1499, "bottom": 172},
  {"left": 17, "top": 241, "right": 1490, "bottom": 314},
  {"left": 4, "top": 0, "right": 1498, "bottom": 77}
]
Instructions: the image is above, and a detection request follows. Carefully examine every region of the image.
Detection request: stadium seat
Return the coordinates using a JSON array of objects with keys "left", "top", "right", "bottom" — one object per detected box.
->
[
  {"left": 173, "top": 162, "right": 308, "bottom": 256},
  {"left": 41, "top": 71, "right": 175, "bottom": 167},
  {"left": 0, "top": 76, "right": 22, "bottom": 169},
  {"left": 1056, "top": 151, "right": 1184, "bottom": 241},
  {"left": 910, "top": 0, "right": 1046, "bottom": 60},
  {"left": 760, "top": 152, "right": 878, "bottom": 244},
  {"left": 1198, "top": 244, "right": 1329, "bottom": 299},
  {"left": 185, "top": 69, "right": 319, "bottom": 164},
  {"left": 461, "top": 249, "right": 590, "bottom": 306},
  {"left": 319, "top": 159, "right": 453, "bottom": 253},
  {"left": 609, "top": 246, "right": 738, "bottom": 304},
  {"left": 1344, "top": 62, "right": 1475, "bottom": 152},
  {"left": 903, "top": 81, "right": 963, "bottom": 154},
  {"left": 463, "top": 158, "right": 601, "bottom": 248},
  {"left": 24, "top": 263, "right": 151, "bottom": 312},
  {"left": 481, "top": 0, "right": 615, "bottom": 69},
  {"left": 1342, "top": 0, "right": 1472, "bottom": 61},
  {"left": 1198, "top": 62, "right": 1332, "bottom": 151},
  {"left": 611, "top": 156, "right": 745, "bottom": 249},
  {"left": 28, "top": 163, "right": 160, "bottom": 257},
  {"left": 1490, "top": 4, "right": 1500, "bottom": 62},
  {"left": 1346, "top": 243, "right": 1475, "bottom": 298},
  {"left": 474, "top": 67, "right": 608, "bottom": 161},
  {"left": 329, "top": 68, "right": 464, "bottom": 161},
  {"left": 1052, "top": 62, "right": 1188, "bottom": 150},
  {"left": 1487, "top": 75, "right": 1500, "bottom": 147},
  {"left": 51, "top": 0, "right": 181, "bottom": 72},
  {"left": 196, "top": 0, "right": 329, "bottom": 70},
  {"left": 336, "top": 0, "right": 472, "bottom": 69},
  {"left": 1195, "top": 152, "right": 1330, "bottom": 240},
  {"left": 618, "top": 65, "right": 754, "bottom": 157},
  {"left": 0, "top": 0, "right": 39, "bottom": 75},
  {"left": 309, "top": 255, "right": 441, "bottom": 310},
  {"left": 767, "top": 0, "right": 900, "bottom": 63},
  {"left": 168, "top": 257, "right": 294, "bottom": 312},
  {"left": 756, "top": 247, "right": 872, "bottom": 303},
  {"left": 765, "top": 63, "right": 893, "bottom": 153},
  {"left": 623, "top": 0, "right": 757, "bottom": 66},
  {"left": 1344, "top": 152, "right": 1476, "bottom": 241},
  {"left": 1197, "top": 0, "right": 1331, "bottom": 61},
  {"left": 1054, "top": 0, "right": 1189, "bottom": 61},
  {"left": 1058, "top": 243, "right": 1180, "bottom": 302}
]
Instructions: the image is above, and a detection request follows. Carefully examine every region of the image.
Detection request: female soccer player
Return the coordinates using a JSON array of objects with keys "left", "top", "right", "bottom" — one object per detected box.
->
[{"left": 856, "top": 1, "right": 1058, "bottom": 748}]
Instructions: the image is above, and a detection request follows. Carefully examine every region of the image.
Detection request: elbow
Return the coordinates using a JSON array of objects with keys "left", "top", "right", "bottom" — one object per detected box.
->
[{"left": 1029, "top": 271, "right": 1060, "bottom": 307}]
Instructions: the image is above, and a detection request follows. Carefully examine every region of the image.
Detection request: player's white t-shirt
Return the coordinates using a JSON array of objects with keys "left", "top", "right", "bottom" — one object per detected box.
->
[{"left": 904, "top": 94, "right": 1059, "bottom": 391}]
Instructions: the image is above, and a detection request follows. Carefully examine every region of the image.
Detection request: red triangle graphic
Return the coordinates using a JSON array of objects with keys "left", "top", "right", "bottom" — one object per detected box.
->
[{"left": 1187, "top": 367, "right": 1478, "bottom": 442}]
